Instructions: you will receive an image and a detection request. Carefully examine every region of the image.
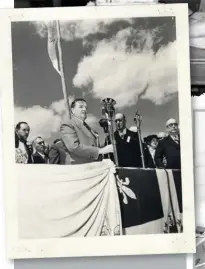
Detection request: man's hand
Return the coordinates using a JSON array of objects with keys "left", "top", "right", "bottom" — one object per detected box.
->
[{"left": 99, "top": 144, "right": 114, "bottom": 155}]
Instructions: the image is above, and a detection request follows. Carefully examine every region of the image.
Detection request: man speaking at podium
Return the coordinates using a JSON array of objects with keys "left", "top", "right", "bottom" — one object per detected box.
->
[{"left": 60, "top": 98, "right": 113, "bottom": 165}]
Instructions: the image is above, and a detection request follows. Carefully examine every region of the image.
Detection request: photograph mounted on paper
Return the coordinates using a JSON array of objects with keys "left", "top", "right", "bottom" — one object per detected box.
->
[{"left": 0, "top": 4, "right": 195, "bottom": 259}]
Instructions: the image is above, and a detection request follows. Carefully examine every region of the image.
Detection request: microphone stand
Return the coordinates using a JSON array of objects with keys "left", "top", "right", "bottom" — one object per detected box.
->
[
  {"left": 99, "top": 118, "right": 111, "bottom": 159},
  {"left": 134, "top": 111, "right": 145, "bottom": 168},
  {"left": 101, "top": 98, "right": 119, "bottom": 166}
]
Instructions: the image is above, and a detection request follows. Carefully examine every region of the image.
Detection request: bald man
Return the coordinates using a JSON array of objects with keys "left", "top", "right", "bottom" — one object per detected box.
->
[
  {"left": 114, "top": 113, "right": 143, "bottom": 168},
  {"left": 155, "top": 118, "right": 181, "bottom": 169}
]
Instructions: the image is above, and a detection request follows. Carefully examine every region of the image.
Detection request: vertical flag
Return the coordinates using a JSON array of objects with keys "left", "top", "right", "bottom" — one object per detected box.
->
[
  {"left": 47, "top": 20, "right": 61, "bottom": 75},
  {"left": 47, "top": 20, "right": 71, "bottom": 120}
]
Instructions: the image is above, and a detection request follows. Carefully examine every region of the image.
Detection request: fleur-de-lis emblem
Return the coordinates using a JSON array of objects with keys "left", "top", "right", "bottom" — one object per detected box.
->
[{"left": 116, "top": 175, "right": 137, "bottom": 204}]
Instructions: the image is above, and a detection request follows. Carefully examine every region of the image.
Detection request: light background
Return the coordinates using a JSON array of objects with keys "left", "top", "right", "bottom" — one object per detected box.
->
[{"left": 0, "top": 0, "right": 200, "bottom": 268}]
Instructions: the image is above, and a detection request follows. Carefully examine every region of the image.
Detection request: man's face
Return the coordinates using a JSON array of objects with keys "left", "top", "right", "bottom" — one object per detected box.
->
[
  {"left": 16, "top": 123, "right": 30, "bottom": 141},
  {"left": 150, "top": 138, "right": 158, "bottom": 149},
  {"left": 35, "top": 137, "right": 45, "bottom": 153},
  {"left": 115, "top": 114, "right": 126, "bottom": 131},
  {"left": 167, "top": 121, "right": 179, "bottom": 134},
  {"left": 72, "top": 101, "right": 87, "bottom": 121}
]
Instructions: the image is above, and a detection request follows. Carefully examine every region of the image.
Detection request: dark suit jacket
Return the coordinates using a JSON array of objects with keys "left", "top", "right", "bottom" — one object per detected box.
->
[
  {"left": 33, "top": 152, "right": 48, "bottom": 164},
  {"left": 154, "top": 135, "right": 181, "bottom": 169},
  {"left": 114, "top": 129, "right": 143, "bottom": 168},
  {"left": 49, "top": 141, "right": 70, "bottom": 165},
  {"left": 60, "top": 116, "right": 100, "bottom": 165},
  {"left": 144, "top": 147, "right": 156, "bottom": 168}
]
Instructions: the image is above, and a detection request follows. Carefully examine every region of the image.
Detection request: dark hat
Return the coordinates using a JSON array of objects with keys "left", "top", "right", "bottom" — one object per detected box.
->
[{"left": 144, "top": 135, "right": 158, "bottom": 144}]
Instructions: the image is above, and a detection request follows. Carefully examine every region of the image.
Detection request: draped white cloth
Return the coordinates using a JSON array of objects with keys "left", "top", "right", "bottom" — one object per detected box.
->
[
  {"left": 18, "top": 159, "right": 122, "bottom": 238},
  {"left": 156, "top": 169, "right": 182, "bottom": 233}
]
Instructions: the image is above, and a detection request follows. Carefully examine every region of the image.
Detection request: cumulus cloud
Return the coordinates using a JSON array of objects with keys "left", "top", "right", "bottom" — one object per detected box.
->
[
  {"left": 73, "top": 27, "right": 177, "bottom": 108},
  {"left": 141, "top": 42, "right": 177, "bottom": 104},
  {"left": 32, "top": 17, "right": 177, "bottom": 108},
  {"left": 15, "top": 97, "right": 68, "bottom": 141},
  {"left": 15, "top": 104, "right": 62, "bottom": 141},
  {"left": 14, "top": 98, "right": 100, "bottom": 141},
  {"left": 32, "top": 18, "right": 125, "bottom": 41}
]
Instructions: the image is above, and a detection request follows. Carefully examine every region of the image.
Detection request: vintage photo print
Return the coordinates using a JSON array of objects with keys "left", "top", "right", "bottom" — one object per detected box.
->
[
  {"left": 153, "top": 0, "right": 205, "bottom": 96},
  {"left": 193, "top": 109, "right": 202, "bottom": 269},
  {"left": 193, "top": 107, "right": 205, "bottom": 268},
  {"left": 0, "top": 4, "right": 195, "bottom": 259}
]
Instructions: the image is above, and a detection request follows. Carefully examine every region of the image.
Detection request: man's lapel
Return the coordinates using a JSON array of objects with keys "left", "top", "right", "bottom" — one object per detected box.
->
[
  {"left": 35, "top": 152, "right": 44, "bottom": 162},
  {"left": 72, "top": 116, "right": 95, "bottom": 141},
  {"left": 167, "top": 135, "right": 180, "bottom": 149}
]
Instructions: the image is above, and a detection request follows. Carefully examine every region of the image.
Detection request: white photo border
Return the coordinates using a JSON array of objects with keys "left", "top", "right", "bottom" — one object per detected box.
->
[{"left": 0, "top": 4, "right": 196, "bottom": 259}]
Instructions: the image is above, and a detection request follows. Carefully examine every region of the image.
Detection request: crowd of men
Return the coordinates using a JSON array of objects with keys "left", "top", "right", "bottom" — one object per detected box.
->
[{"left": 15, "top": 98, "right": 181, "bottom": 170}]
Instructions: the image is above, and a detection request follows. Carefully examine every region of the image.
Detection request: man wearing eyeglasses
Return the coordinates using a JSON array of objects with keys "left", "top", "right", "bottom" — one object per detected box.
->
[
  {"left": 114, "top": 113, "right": 143, "bottom": 168},
  {"left": 32, "top": 136, "right": 49, "bottom": 164},
  {"left": 155, "top": 118, "right": 181, "bottom": 169}
]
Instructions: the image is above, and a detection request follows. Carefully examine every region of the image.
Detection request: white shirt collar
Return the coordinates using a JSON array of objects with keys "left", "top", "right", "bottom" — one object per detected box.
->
[
  {"left": 118, "top": 128, "right": 127, "bottom": 136},
  {"left": 170, "top": 134, "right": 179, "bottom": 140},
  {"left": 148, "top": 146, "right": 156, "bottom": 162},
  {"left": 37, "top": 152, "right": 45, "bottom": 159}
]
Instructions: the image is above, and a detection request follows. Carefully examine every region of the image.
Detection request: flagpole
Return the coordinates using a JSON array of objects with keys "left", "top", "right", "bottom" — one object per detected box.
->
[{"left": 56, "top": 20, "right": 71, "bottom": 120}]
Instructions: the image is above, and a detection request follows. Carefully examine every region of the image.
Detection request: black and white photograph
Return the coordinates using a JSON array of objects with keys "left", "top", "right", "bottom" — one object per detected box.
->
[
  {"left": 0, "top": 4, "right": 195, "bottom": 259},
  {"left": 192, "top": 107, "right": 205, "bottom": 269}
]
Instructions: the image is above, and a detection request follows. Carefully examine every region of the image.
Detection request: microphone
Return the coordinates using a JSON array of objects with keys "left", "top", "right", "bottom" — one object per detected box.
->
[{"left": 99, "top": 118, "right": 109, "bottom": 133}]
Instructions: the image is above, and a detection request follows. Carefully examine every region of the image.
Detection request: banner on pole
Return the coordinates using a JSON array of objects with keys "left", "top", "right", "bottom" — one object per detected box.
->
[{"left": 47, "top": 20, "right": 61, "bottom": 75}]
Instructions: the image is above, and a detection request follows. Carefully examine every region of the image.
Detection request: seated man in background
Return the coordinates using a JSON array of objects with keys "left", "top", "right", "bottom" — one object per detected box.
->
[
  {"left": 60, "top": 98, "right": 113, "bottom": 165},
  {"left": 155, "top": 118, "right": 181, "bottom": 170},
  {"left": 114, "top": 113, "right": 143, "bottom": 168}
]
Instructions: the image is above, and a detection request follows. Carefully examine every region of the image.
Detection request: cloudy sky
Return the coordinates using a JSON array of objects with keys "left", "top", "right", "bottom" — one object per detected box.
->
[{"left": 12, "top": 16, "right": 179, "bottom": 144}]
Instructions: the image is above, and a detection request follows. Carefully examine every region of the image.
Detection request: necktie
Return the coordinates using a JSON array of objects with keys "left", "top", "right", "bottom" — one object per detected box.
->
[
  {"left": 83, "top": 122, "right": 100, "bottom": 147},
  {"left": 172, "top": 135, "right": 179, "bottom": 144},
  {"left": 119, "top": 132, "right": 125, "bottom": 139}
]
